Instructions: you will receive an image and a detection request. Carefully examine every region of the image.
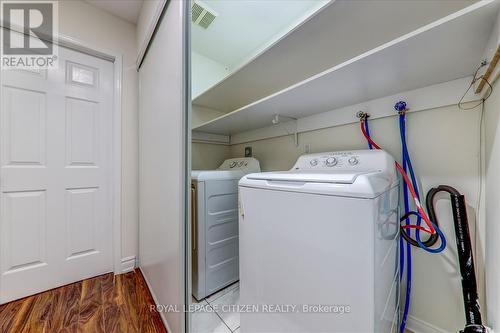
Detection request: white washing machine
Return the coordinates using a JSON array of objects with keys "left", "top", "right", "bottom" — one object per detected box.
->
[
  {"left": 238, "top": 150, "right": 399, "bottom": 333},
  {"left": 191, "top": 157, "right": 260, "bottom": 300}
]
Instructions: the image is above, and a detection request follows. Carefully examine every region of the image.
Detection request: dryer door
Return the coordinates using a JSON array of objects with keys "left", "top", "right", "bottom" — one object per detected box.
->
[{"left": 204, "top": 179, "right": 240, "bottom": 297}]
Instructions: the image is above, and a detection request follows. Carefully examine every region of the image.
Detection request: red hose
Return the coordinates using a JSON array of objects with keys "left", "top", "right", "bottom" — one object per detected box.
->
[{"left": 360, "top": 121, "right": 435, "bottom": 235}]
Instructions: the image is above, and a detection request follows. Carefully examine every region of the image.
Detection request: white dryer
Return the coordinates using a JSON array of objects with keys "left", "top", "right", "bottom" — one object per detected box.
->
[
  {"left": 238, "top": 150, "right": 399, "bottom": 333},
  {"left": 191, "top": 158, "right": 260, "bottom": 300}
]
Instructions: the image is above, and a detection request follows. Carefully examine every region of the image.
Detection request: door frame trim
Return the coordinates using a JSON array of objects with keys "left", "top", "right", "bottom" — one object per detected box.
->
[{"left": 0, "top": 27, "right": 124, "bottom": 277}]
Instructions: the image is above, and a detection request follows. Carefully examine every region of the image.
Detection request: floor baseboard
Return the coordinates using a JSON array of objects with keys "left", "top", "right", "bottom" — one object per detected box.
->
[{"left": 121, "top": 256, "right": 137, "bottom": 273}]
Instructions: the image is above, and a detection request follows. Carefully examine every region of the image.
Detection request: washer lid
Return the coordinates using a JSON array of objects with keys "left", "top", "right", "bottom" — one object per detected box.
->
[
  {"left": 240, "top": 150, "right": 397, "bottom": 198},
  {"left": 246, "top": 170, "right": 374, "bottom": 184},
  {"left": 240, "top": 169, "right": 397, "bottom": 198}
]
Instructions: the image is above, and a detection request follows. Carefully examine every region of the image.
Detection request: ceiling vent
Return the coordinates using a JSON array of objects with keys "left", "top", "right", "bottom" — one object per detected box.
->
[{"left": 192, "top": 1, "right": 217, "bottom": 29}]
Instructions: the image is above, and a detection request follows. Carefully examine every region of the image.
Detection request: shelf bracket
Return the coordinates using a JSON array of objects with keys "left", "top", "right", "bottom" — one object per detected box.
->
[{"left": 272, "top": 114, "right": 299, "bottom": 147}]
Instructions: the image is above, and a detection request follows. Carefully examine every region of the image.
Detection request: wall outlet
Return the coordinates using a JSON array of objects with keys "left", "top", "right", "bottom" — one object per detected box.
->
[
  {"left": 245, "top": 146, "right": 253, "bottom": 157},
  {"left": 304, "top": 144, "right": 311, "bottom": 154}
]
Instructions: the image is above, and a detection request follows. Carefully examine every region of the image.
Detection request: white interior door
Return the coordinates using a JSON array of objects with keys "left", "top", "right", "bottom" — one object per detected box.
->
[{"left": 0, "top": 46, "right": 114, "bottom": 304}]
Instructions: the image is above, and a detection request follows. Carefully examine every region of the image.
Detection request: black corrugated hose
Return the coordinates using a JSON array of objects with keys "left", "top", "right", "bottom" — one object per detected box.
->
[{"left": 403, "top": 185, "right": 486, "bottom": 333}]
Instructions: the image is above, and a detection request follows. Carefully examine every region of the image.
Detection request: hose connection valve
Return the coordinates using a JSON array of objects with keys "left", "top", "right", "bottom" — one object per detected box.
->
[
  {"left": 394, "top": 101, "right": 408, "bottom": 115},
  {"left": 356, "top": 111, "right": 370, "bottom": 121}
]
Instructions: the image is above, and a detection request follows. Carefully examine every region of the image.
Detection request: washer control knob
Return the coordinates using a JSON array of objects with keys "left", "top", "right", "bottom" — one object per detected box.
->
[
  {"left": 325, "top": 157, "right": 337, "bottom": 167},
  {"left": 310, "top": 159, "right": 319, "bottom": 166},
  {"left": 229, "top": 161, "right": 237, "bottom": 168},
  {"left": 348, "top": 157, "right": 359, "bottom": 165}
]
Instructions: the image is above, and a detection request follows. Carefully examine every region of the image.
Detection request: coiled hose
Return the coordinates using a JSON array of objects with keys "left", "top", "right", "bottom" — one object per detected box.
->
[
  {"left": 398, "top": 112, "right": 446, "bottom": 254},
  {"left": 361, "top": 103, "right": 485, "bottom": 333},
  {"left": 361, "top": 106, "right": 447, "bottom": 333}
]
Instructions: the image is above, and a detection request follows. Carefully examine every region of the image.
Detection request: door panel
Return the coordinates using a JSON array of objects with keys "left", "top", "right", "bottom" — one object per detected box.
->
[
  {"left": 3, "top": 87, "right": 46, "bottom": 166},
  {"left": 0, "top": 46, "right": 114, "bottom": 304},
  {"left": 3, "top": 190, "right": 46, "bottom": 272},
  {"left": 65, "top": 187, "right": 98, "bottom": 259},
  {"left": 65, "top": 97, "right": 99, "bottom": 166}
]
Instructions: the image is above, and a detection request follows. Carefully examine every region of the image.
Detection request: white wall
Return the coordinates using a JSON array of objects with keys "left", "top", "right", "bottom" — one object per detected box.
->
[
  {"left": 191, "top": 101, "right": 229, "bottom": 171},
  {"left": 58, "top": 1, "right": 139, "bottom": 266},
  {"left": 228, "top": 103, "right": 485, "bottom": 333},
  {"left": 485, "top": 80, "right": 500, "bottom": 331},
  {"left": 192, "top": 52, "right": 229, "bottom": 98},
  {"left": 191, "top": 143, "right": 230, "bottom": 170},
  {"left": 482, "top": 13, "right": 500, "bottom": 331}
]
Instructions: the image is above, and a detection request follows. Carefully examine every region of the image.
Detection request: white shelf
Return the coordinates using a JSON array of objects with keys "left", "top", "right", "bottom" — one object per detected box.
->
[
  {"left": 193, "top": 0, "right": 499, "bottom": 136},
  {"left": 193, "top": 0, "right": 492, "bottom": 113}
]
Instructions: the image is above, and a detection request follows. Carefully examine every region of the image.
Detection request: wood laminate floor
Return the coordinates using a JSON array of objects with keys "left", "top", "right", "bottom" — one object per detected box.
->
[{"left": 0, "top": 269, "right": 168, "bottom": 333}]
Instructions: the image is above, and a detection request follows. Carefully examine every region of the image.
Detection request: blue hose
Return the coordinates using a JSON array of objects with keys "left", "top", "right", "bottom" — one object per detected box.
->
[
  {"left": 400, "top": 114, "right": 447, "bottom": 254},
  {"left": 365, "top": 117, "right": 411, "bottom": 332},
  {"left": 398, "top": 114, "right": 411, "bottom": 331},
  {"left": 364, "top": 119, "right": 373, "bottom": 149},
  {"left": 415, "top": 220, "right": 447, "bottom": 253},
  {"left": 399, "top": 113, "right": 412, "bottom": 333},
  {"left": 399, "top": 115, "right": 422, "bottom": 224},
  {"left": 397, "top": 110, "right": 447, "bottom": 332},
  {"left": 402, "top": 242, "right": 411, "bottom": 332},
  {"left": 365, "top": 113, "right": 446, "bottom": 332}
]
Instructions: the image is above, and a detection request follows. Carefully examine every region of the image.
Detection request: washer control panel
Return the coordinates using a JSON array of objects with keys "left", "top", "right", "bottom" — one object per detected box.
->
[
  {"left": 292, "top": 150, "right": 392, "bottom": 172},
  {"left": 300, "top": 152, "right": 360, "bottom": 169}
]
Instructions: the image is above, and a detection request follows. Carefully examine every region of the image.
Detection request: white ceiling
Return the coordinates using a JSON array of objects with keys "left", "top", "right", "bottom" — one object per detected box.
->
[
  {"left": 192, "top": 0, "right": 329, "bottom": 69},
  {"left": 85, "top": 0, "right": 143, "bottom": 24}
]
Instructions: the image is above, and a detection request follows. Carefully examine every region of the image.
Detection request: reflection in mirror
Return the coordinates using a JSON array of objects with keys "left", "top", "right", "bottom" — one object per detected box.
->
[
  {"left": 189, "top": 2, "right": 329, "bottom": 332},
  {"left": 191, "top": 0, "right": 329, "bottom": 98}
]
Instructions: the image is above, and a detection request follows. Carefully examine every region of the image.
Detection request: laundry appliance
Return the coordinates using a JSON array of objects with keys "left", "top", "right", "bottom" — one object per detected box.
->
[
  {"left": 191, "top": 158, "right": 260, "bottom": 300},
  {"left": 238, "top": 150, "right": 399, "bottom": 332}
]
